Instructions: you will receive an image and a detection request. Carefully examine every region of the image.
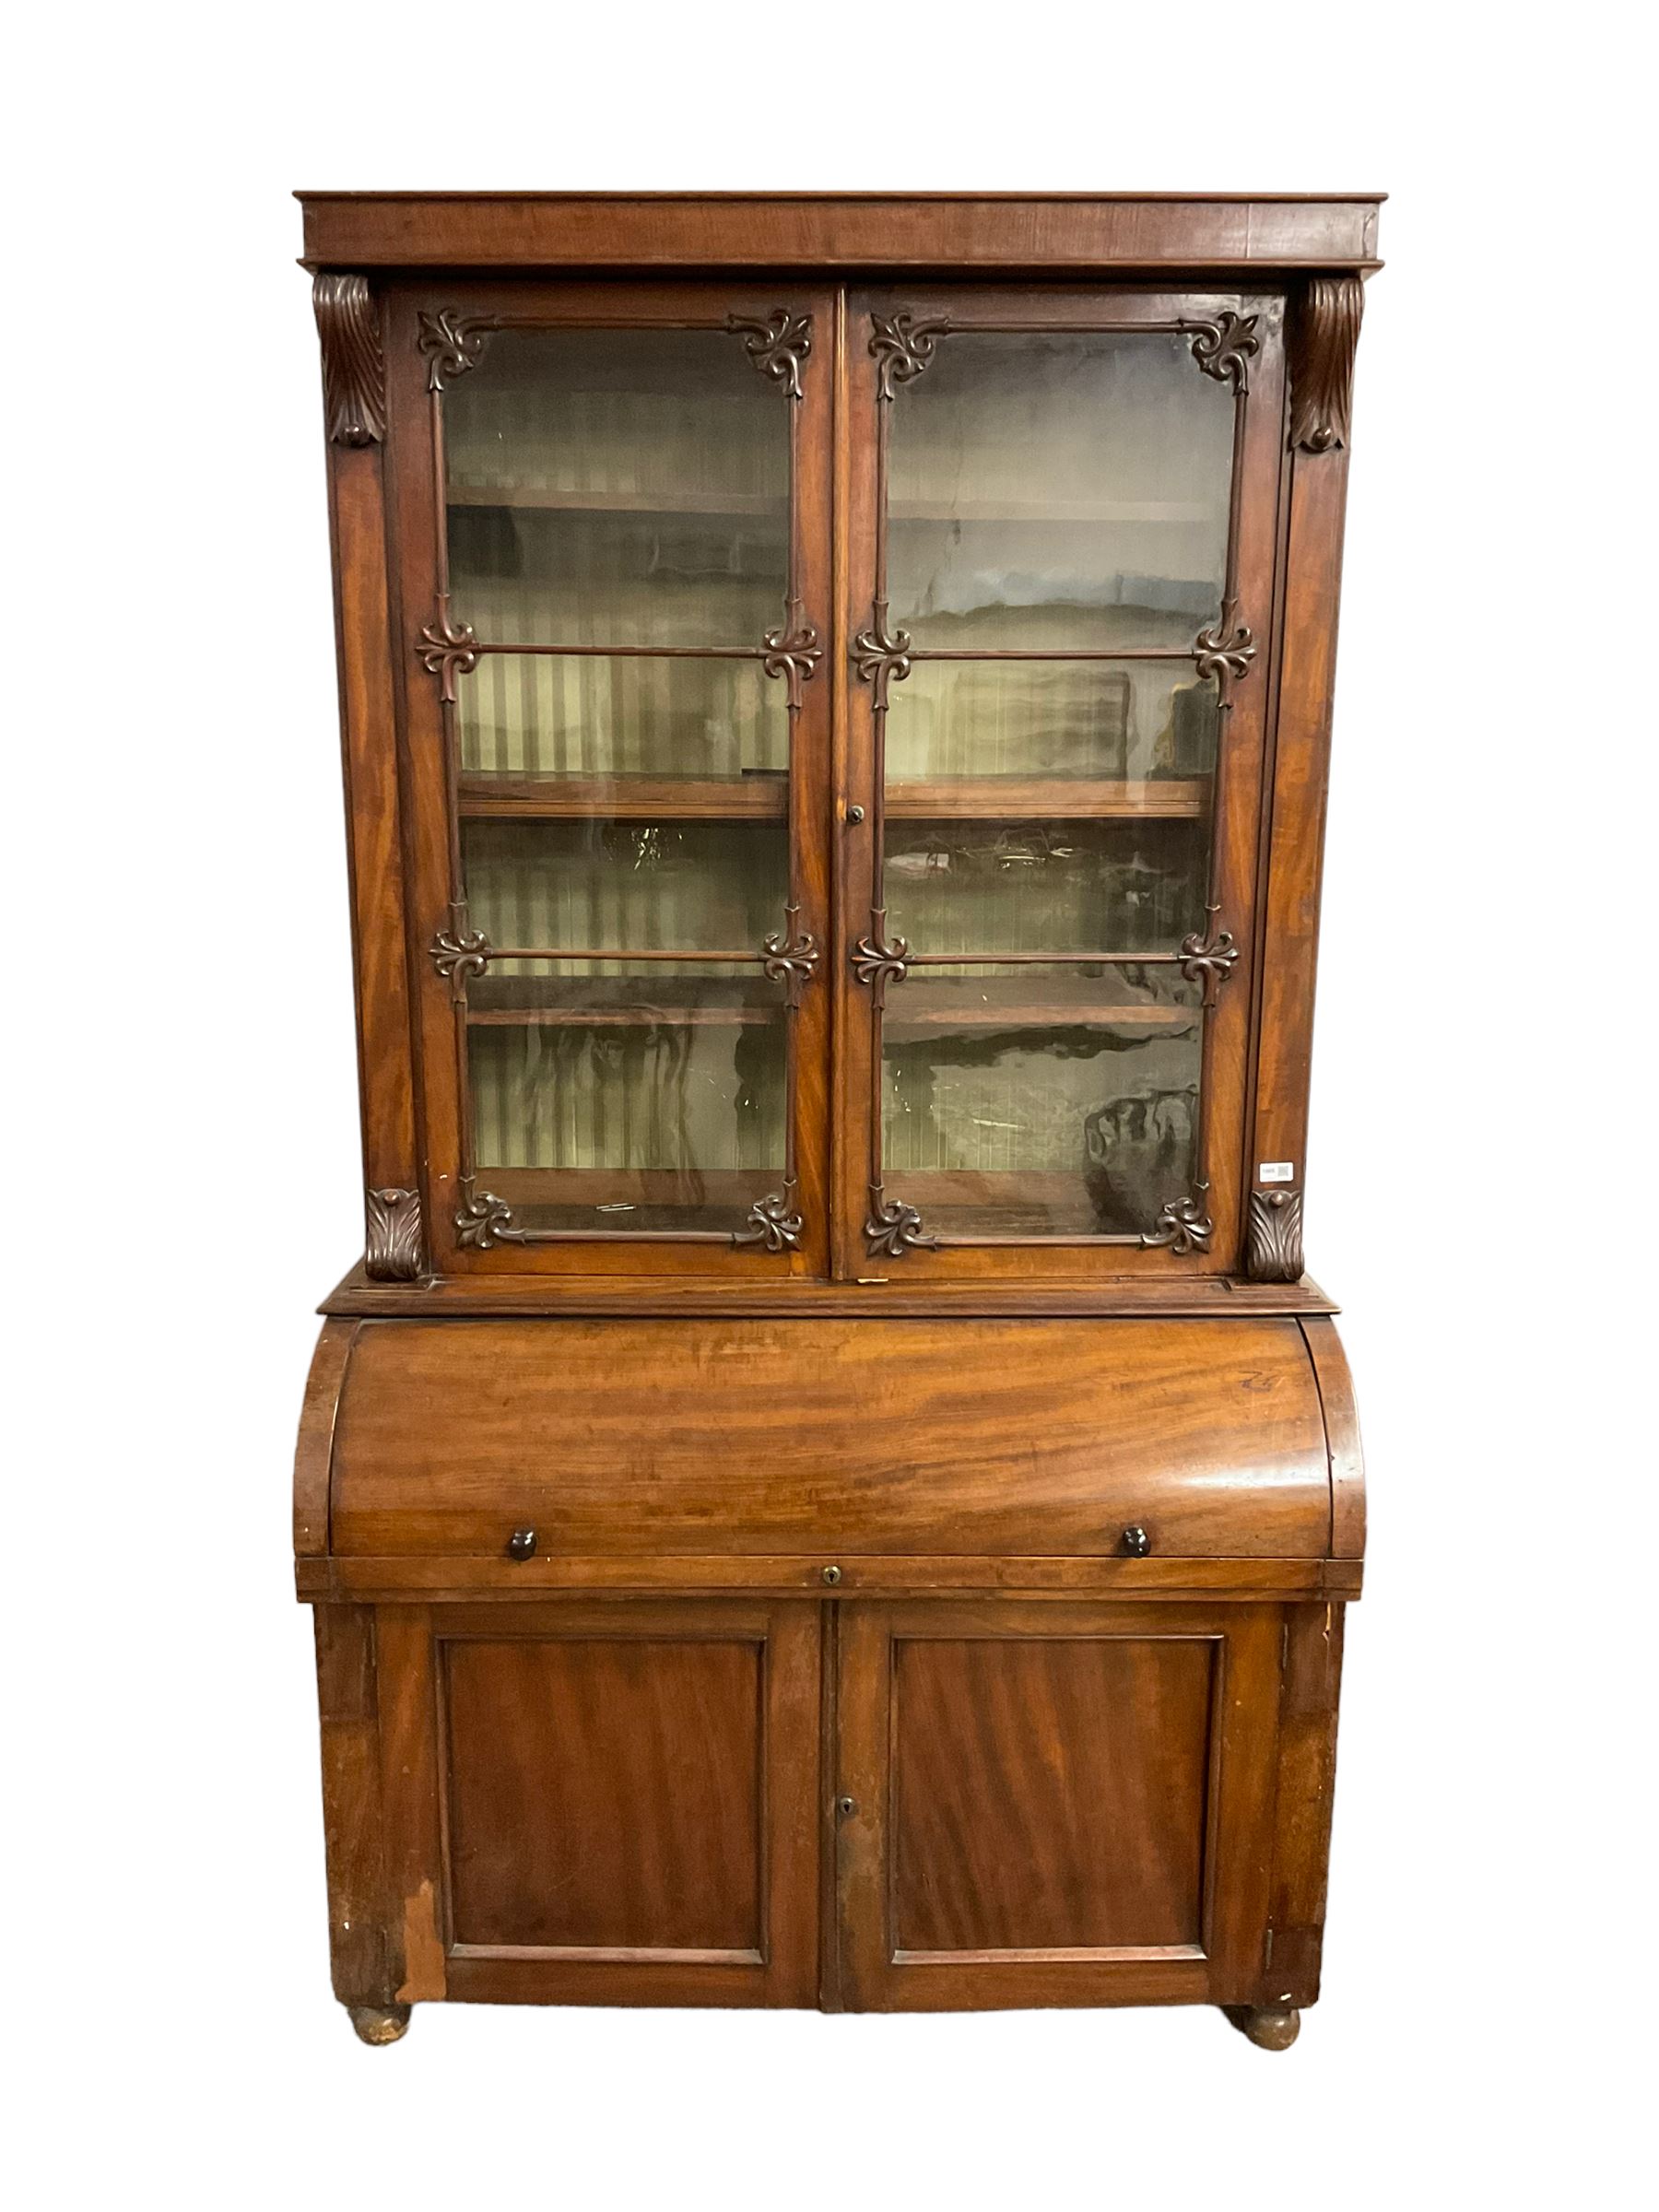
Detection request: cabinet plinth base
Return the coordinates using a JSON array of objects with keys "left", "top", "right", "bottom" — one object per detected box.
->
[
  {"left": 347, "top": 2002, "right": 411, "bottom": 2046},
  {"left": 1223, "top": 2003, "right": 1300, "bottom": 2051}
]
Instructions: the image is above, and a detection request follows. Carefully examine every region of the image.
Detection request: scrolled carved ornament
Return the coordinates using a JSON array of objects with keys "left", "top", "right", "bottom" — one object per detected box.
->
[
  {"left": 1289, "top": 276, "right": 1364, "bottom": 453},
  {"left": 365, "top": 1186, "right": 422, "bottom": 1281},
  {"left": 313, "top": 274, "right": 385, "bottom": 446},
  {"left": 734, "top": 1189, "right": 805, "bottom": 1253},
  {"left": 1245, "top": 1187, "right": 1304, "bottom": 1282}
]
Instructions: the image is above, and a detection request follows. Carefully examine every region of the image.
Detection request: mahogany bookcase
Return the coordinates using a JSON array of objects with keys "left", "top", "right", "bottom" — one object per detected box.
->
[{"left": 293, "top": 191, "right": 1376, "bottom": 2048}]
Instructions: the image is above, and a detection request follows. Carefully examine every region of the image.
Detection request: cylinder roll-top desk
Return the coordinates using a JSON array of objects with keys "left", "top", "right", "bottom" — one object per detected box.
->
[{"left": 293, "top": 190, "right": 1376, "bottom": 2049}]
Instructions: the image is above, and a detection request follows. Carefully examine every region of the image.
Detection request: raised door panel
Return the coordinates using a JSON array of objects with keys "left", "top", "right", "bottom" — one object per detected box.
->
[
  {"left": 382, "top": 1600, "right": 820, "bottom": 2006},
  {"left": 836, "top": 1601, "right": 1281, "bottom": 2009}
]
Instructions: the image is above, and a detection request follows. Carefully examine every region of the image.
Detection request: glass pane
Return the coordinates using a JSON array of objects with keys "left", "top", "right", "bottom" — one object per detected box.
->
[
  {"left": 888, "top": 332, "right": 1233, "bottom": 651},
  {"left": 886, "top": 661, "right": 1218, "bottom": 787},
  {"left": 885, "top": 821, "right": 1208, "bottom": 959},
  {"left": 883, "top": 976, "right": 1204, "bottom": 1238},
  {"left": 459, "top": 654, "right": 788, "bottom": 788},
  {"left": 445, "top": 330, "right": 786, "bottom": 647},
  {"left": 469, "top": 963, "right": 785, "bottom": 1235},
  {"left": 462, "top": 820, "right": 787, "bottom": 961}
]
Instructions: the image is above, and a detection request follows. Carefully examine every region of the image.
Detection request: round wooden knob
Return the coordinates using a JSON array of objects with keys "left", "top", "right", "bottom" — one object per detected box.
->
[
  {"left": 507, "top": 1527, "right": 537, "bottom": 1560},
  {"left": 1121, "top": 1524, "right": 1151, "bottom": 1557}
]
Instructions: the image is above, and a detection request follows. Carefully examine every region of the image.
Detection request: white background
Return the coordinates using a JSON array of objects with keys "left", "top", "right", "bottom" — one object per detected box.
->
[{"left": 8, "top": 5, "right": 1652, "bottom": 2205}]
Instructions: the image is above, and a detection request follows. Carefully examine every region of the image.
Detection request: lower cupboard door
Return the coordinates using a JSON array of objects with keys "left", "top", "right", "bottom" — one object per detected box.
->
[
  {"left": 378, "top": 1600, "right": 821, "bottom": 2007},
  {"left": 834, "top": 1601, "right": 1281, "bottom": 2011}
]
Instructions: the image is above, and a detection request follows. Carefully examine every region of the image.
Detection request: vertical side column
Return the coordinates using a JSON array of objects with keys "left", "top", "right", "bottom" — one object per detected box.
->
[
  {"left": 1248, "top": 276, "right": 1366, "bottom": 1283},
  {"left": 313, "top": 275, "right": 423, "bottom": 1282},
  {"left": 312, "top": 1604, "right": 407, "bottom": 2040}
]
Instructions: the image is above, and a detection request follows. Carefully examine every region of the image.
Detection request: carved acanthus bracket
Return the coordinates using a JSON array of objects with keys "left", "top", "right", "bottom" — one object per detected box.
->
[
  {"left": 313, "top": 275, "right": 386, "bottom": 446},
  {"left": 418, "top": 598, "right": 479, "bottom": 702},
  {"left": 870, "top": 313, "right": 952, "bottom": 399},
  {"left": 1246, "top": 1187, "right": 1304, "bottom": 1282},
  {"left": 733, "top": 1187, "right": 805, "bottom": 1253},
  {"left": 454, "top": 1187, "right": 517, "bottom": 1250},
  {"left": 762, "top": 911, "right": 819, "bottom": 1005},
  {"left": 1141, "top": 1185, "right": 1214, "bottom": 1256},
  {"left": 865, "top": 1191, "right": 938, "bottom": 1257},
  {"left": 853, "top": 617, "right": 914, "bottom": 713},
  {"left": 417, "top": 309, "right": 500, "bottom": 392},
  {"left": 429, "top": 920, "right": 490, "bottom": 1002},
  {"left": 1179, "top": 913, "right": 1241, "bottom": 1005},
  {"left": 1186, "top": 312, "right": 1260, "bottom": 394},
  {"left": 1289, "top": 276, "right": 1364, "bottom": 453},
  {"left": 1194, "top": 611, "right": 1257, "bottom": 686},
  {"left": 365, "top": 1186, "right": 422, "bottom": 1281},
  {"left": 762, "top": 615, "right": 823, "bottom": 709},
  {"left": 852, "top": 930, "right": 912, "bottom": 1007},
  {"left": 727, "top": 310, "right": 813, "bottom": 400}
]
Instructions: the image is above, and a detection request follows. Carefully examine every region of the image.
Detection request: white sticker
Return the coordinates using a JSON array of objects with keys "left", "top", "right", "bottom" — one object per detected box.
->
[{"left": 1258, "top": 1161, "right": 1296, "bottom": 1184}]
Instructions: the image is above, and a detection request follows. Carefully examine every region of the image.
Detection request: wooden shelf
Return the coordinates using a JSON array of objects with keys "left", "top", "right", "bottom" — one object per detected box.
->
[
  {"left": 469, "top": 978, "right": 778, "bottom": 1028},
  {"left": 889, "top": 498, "right": 1213, "bottom": 524},
  {"left": 887, "top": 778, "right": 1207, "bottom": 820},
  {"left": 460, "top": 773, "right": 787, "bottom": 820},
  {"left": 886, "top": 977, "right": 1196, "bottom": 1033},
  {"left": 458, "top": 775, "right": 1205, "bottom": 823},
  {"left": 446, "top": 488, "right": 1207, "bottom": 526},
  {"left": 467, "top": 1167, "right": 771, "bottom": 1206},
  {"left": 448, "top": 486, "right": 784, "bottom": 518}
]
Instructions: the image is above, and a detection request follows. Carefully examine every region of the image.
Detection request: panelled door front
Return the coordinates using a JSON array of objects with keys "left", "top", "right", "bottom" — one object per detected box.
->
[
  {"left": 836, "top": 288, "right": 1285, "bottom": 1281},
  {"left": 377, "top": 1600, "right": 820, "bottom": 2008},
  {"left": 834, "top": 1601, "right": 1281, "bottom": 2009}
]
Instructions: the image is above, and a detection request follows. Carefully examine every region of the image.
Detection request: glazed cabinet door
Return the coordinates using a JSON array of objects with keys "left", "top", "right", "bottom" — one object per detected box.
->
[
  {"left": 834, "top": 1601, "right": 1281, "bottom": 2009},
  {"left": 838, "top": 291, "right": 1285, "bottom": 1280},
  {"left": 377, "top": 1600, "right": 820, "bottom": 2007},
  {"left": 389, "top": 285, "right": 833, "bottom": 1277}
]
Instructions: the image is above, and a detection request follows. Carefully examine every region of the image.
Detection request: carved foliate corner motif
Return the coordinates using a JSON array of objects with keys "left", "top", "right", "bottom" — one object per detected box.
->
[
  {"left": 1194, "top": 614, "right": 1257, "bottom": 684},
  {"left": 726, "top": 310, "right": 812, "bottom": 400},
  {"left": 853, "top": 617, "right": 913, "bottom": 712},
  {"left": 762, "top": 912, "right": 819, "bottom": 1005},
  {"left": 365, "top": 1186, "right": 422, "bottom": 1281},
  {"left": 429, "top": 921, "right": 490, "bottom": 1002},
  {"left": 1141, "top": 1186, "right": 1214, "bottom": 1256},
  {"left": 852, "top": 931, "right": 911, "bottom": 1005},
  {"left": 865, "top": 1193, "right": 938, "bottom": 1257},
  {"left": 1246, "top": 1187, "right": 1304, "bottom": 1281},
  {"left": 1178, "top": 916, "right": 1241, "bottom": 1005},
  {"left": 1187, "top": 312, "right": 1260, "bottom": 394},
  {"left": 418, "top": 599, "right": 479, "bottom": 702},
  {"left": 455, "top": 1188, "right": 515, "bottom": 1249},
  {"left": 1289, "top": 276, "right": 1364, "bottom": 453},
  {"left": 417, "top": 309, "right": 500, "bottom": 392},
  {"left": 869, "top": 313, "right": 951, "bottom": 399},
  {"left": 313, "top": 275, "right": 385, "bottom": 446},
  {"left": 762, "top": 617, "right": 822, "bottom": 708},
  {"left": 734, "top": 1188, "right": 805, "bottom": 1253}
]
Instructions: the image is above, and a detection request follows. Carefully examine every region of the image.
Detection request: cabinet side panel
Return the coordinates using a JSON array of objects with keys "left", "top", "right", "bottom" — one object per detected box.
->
[
  {"left": 1259, "top": 1600, "right": 1346, "bottom": 2006},
  {"left": 1251, "top": 441, "right": 1352, "bottom": 1241},
  {"left": 312, "top": 1604, "right": 398, "bottom": 2007},
  {"left": 323, "top": 417, "right": 420, "bottom": 1250}
]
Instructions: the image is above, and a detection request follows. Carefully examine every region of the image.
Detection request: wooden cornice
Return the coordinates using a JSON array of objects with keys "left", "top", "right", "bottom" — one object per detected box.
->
[{"left": 297, "top": 191, "right": 1384, "bottom": 276}]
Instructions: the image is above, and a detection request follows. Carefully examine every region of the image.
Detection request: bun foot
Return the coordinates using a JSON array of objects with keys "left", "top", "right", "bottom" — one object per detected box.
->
[
  {"left": 347, "top": 2003, "right": 411, "bottom": 2045},
  {"left": 1223, "top": 2004, "right": 1300, "bottom": 2051}
]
